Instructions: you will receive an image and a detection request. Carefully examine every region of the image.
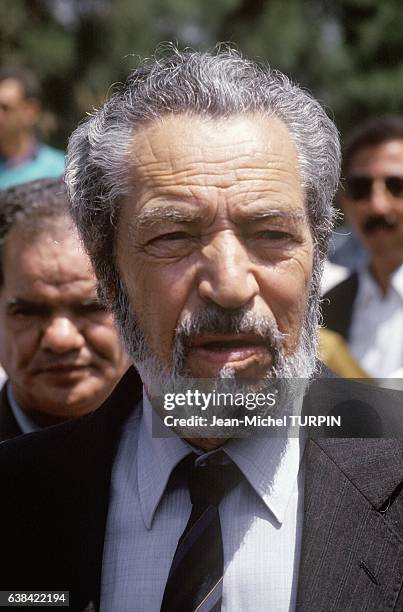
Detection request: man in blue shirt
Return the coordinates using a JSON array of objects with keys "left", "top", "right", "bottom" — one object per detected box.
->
[{"left": 0, "top": 67, "right": 64, "bottom": 189}]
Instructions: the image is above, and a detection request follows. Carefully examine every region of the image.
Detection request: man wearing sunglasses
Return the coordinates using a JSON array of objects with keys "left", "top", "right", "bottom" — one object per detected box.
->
[{"left": 322, "top": 115, "right": 403, "bottom": 378}]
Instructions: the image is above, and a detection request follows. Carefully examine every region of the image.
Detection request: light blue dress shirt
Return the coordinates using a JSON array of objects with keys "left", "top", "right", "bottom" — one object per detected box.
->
[
  {"left": 101, "top": 393, "right": 305, "bottom": 611},
  {"left": 0, "top": 143, "right": 65, "bottom": 189},
  {"left": 350, "top": 263, "right": 403, "bottom": 377}
]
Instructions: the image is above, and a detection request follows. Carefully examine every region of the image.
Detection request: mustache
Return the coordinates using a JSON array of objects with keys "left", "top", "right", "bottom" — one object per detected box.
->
[
  {"left": 175, "top": 306, "right": 286, "bottom": 352},
  {"left": 33, "top": 357, "right": 90, "bottom": 370},
  {"left": 362, "top": 215, "right": 399, "bottom": 234}
]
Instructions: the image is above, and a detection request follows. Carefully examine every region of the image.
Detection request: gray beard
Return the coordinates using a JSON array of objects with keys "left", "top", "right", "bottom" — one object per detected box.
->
[{"left": 111, "top": 271, "right": 321, "bottom": 435}]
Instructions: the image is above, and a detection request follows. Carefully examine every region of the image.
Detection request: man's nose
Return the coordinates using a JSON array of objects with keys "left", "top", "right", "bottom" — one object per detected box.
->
[
  {"left": 197, "top": 233, "right": 259, "bottom": 309},
  {"left": 368, "top": 180, "right": 394, "bottom": 215},
  {"left": 40, "top": 316, "right": 85, "bottom": 354}
]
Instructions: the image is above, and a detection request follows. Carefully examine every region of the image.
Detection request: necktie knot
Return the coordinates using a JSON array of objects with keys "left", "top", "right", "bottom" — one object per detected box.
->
[{"left": 186, "top": 451, "right": 242, "bottom": 508}]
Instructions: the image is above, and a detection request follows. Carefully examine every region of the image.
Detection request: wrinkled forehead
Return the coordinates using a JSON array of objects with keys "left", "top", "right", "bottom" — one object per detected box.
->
[
  {"left": 126, "top": 113, "right": 303, "bottom": 203},
  {"left": 10, "top": 214, "right": 78, "bottom": 246},
  {"left": 131, "top": 112, "right": 299, "bottom": 162},
  {"left": 3, "top": 218, "right": 91, "bottom": 278}
]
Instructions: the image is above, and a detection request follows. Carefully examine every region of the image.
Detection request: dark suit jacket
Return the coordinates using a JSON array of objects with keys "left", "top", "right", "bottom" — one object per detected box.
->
[
  {"left": 0, "top": 383, "right": 22, "bottom": 442},
  {"left": 322, "top": 272, "right": 359, "bottom": 340},
  {"left": 0, "top": 367, "right": 401, "bottom": 611}
]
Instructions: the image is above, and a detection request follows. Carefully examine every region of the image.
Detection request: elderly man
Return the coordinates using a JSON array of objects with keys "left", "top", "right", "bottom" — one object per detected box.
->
[
  {"left": 0, "top": 178, "right": 128, "bottom": 440},
  {"left": 0, "top": 50, "right": 401, "bottom": 612},
  {"left": 323, "top": 116, "right": 403, "bottom": 377}
]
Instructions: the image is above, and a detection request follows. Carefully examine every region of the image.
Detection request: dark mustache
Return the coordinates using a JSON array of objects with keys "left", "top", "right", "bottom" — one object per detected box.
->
[
  {"left": 362, "top": 215, "right": 399, "bottom": 234},
  {"left": 176, "top": 306, "right": 285, "bottom": 350}
]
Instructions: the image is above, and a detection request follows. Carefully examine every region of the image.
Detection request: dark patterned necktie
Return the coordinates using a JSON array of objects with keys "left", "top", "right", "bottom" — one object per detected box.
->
[{"left": 161, "top": 452, "right": 242, "bottom": 612}]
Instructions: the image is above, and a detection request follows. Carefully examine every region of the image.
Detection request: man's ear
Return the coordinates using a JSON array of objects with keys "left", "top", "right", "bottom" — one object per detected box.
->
[{"left": 339, "top": 191, "right": 354, "bottom": 227}]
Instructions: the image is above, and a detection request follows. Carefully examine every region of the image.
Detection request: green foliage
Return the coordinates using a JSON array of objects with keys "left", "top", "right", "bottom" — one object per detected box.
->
[{"left": 1, "top": 0, "right": 402, "bottom": 148}]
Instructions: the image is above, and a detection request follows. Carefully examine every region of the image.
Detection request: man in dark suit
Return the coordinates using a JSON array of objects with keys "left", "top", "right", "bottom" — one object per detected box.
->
[
  {"left": 0, "top": 48, "right": 401, "bottom": 611},
  {"left": 322, "top": 116, "right": 403, "bottom": 378},
  {"left": 0, "top": 178, "right": 129, "bottom": 442}
]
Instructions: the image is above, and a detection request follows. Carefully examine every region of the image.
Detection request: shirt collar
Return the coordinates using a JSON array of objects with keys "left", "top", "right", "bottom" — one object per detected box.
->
[
  {"left": 359, "top": 263, "right": 403, "bottom": 300},
  {"left": 7, "top": 383, "right": 40, "bottom": 434},
  {"left": 137, "top": 391, "right": 190, "bottom": 529},
  {"left": 225, "top": 433, "right": 305, "bottom": 525},
  {"left": 390, "top": 263, "right": 403, "bottom": 298},
  {"left": 137, "top": 388, "right": 305, "bottom": 528}
]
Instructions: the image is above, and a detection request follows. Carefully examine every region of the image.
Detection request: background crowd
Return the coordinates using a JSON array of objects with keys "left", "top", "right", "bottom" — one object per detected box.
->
[{"left": 0, "top": 0, "right": 402, "bottom": 435}]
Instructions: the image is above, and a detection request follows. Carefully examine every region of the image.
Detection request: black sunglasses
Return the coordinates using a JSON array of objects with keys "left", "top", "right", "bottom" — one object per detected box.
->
[{"left": 345, "top": 175, "right": 403, "bottom": 200}]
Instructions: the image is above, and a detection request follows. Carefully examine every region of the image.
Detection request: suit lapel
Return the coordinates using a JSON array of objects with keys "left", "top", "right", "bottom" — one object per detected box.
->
[
  {"left": 297, "top": 438, "right": 403, "bottom": 611},
  {"left": 0, "top": 383, "right": 22, "bottom": 441},
  {"left": 63, "top": 367, "right": 143, "bottom": 611},
  {"left": 322, "top": 272, "right": 358, "bottom": 340}
]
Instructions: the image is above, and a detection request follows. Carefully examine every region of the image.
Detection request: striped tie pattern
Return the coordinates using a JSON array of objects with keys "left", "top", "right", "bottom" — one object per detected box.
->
[{"left": 161, "top": 452, "right": 242, "bottom": 612}]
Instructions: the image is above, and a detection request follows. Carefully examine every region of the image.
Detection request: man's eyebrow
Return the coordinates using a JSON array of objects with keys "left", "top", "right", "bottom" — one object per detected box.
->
[
  {"left": 242, "top": 209, "right": 306, "bottom": 223},
  {"left": 8, "top": 298, "right": 40, "bottom": 307},
  {"left": 75, "top": 297, "right": 103, "bottom": 307},
  {"left": 7, "top": 297, "right": 102, "bottom": 309},
  {"left": 6, "top": 298, "right": 48, "bottom": 312},
  {"left": 131, "top": 206, "right": 203, "bottom": 232},
  {"left": 129, "top": 206, "right": 306, "bottom": 234}
]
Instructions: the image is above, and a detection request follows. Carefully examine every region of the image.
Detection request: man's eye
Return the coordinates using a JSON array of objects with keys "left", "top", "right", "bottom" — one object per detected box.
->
[
  {"left": 152, "top": 232, "right": 191, "bottom": 242},
  {"left": 75, "top": 302, "right": 107, "bottom": 316},
  {"left": 144, "top": 230, "right": 196, "bottom": 258},
  {"left": 258, "top": 230, "right": 291, "bottom": 241},
  {"left": 8, "top": 306, "right": 43, "bottom": 317}
]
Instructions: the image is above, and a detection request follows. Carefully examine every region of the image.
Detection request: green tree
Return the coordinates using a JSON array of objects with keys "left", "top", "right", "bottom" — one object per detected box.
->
[{"left": 1, "top": 0, "right": 402, "bottom": 147}]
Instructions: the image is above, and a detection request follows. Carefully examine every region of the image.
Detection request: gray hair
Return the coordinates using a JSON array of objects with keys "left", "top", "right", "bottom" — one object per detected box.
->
[
  {"left": 0, "top": 178, "right": 70, "bottom": 286},
  {"left": 65, "top": 45, "right": 341, "bottom": 306}
]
